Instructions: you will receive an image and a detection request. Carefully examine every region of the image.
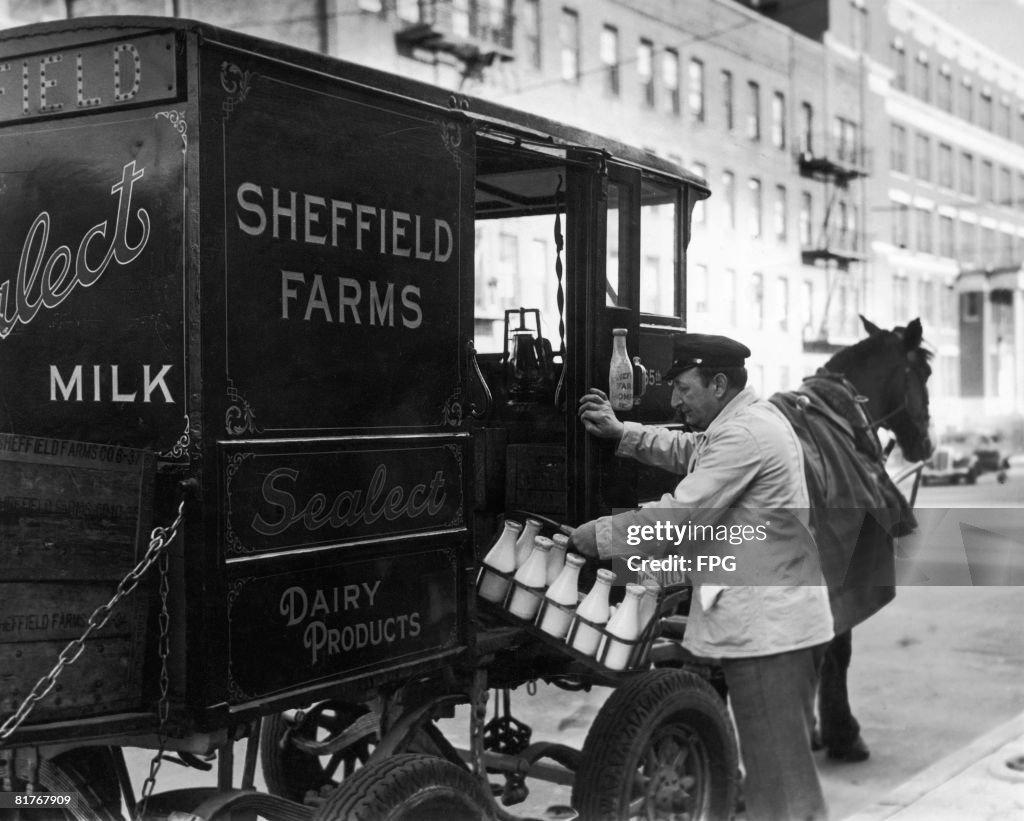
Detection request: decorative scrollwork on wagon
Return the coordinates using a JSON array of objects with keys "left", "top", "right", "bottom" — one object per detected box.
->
[
  {"left": 158, "top": 414, "right": 192, "bottom": 460},
  {"left": 154, "top": 109, "right": 187, "bottom": 150},
  {"left": 225, "top": 380, "right": 262, "bottom": 435},
  {"left": 221, "top": 62, "right": 255, "bottom": 117}
]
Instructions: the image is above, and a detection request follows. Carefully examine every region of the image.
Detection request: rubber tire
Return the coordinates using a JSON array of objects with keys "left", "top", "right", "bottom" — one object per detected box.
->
[
  {"left": 0, "top": 747, "right": 123, "bottom": 821},
  {"left": 311, "top": 753, "right": 495, "bottom": 821},
  {"left": 260, "top": 705, "right": 376, "bottom": 803},
  {"left": 572, "top": 669, "right": 738, "bottom": 821}
]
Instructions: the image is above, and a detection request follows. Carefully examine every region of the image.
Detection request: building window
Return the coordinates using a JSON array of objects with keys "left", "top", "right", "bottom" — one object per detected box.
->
[
  {"left": 892, "top": 202, "right": 910, "bottom": 248},
  {"left": 915, "top": 132, "right": 931, "bottom": 181},
  {"left": 1001, "top": 231, "right": 1016, "bottom": 266},
  {"left": 894, "top": 274, "right": 909, "bottom": 319},
  {"left": 982, "top": 226, "right": 997, "bottom": 265},
  {"left": 961, "top": 219, "right": 979, "bottom": 265},
  {"left": 560, "top": 8, "right": 580, "bottom": 83},
  {"left": 799, "top": 191, "right": 813, "bottom": 245},
  {"left": 663, "top": 49, "right": 680, "bottom": 115},
  {"left": 722, "top": 70, "right": 734, "bottom": 131},
  {"left": 749, "top": 177, "right": 762, "bottom": 238},
  {"left": 998, "top": 96, "right": 1012, "bottom": 138},
  {"left": 771, "top": 91, "right": 786, "bottom": 149},
  {"left": 747, "top": 81, "right": 761, "bottom": 141},
  {"left": 890, "top": 123, "right": 907, "bottom": 173},
  {"left": 915, "top": 207, "right": 933, "bottom": 253},
  {"left": 803, "top": 279, "right": 815, "bottom": 336},
  {"left": 980, "top": 88, "right": 994, "bottom": 131},
  {"left": 937, "top": 65, "right": 953, "bottom": 112},
  {"left": 522, "top": 0, "right": 541, "bottom": 69},
  {"left": 836, "top": 201, "right": 849, "bottom": 248},
  {"left": 999, "top": 166, "right": 1013, "bottom": 208},
  {"left": 688, "top": 58, "right": 705, "bottom": 122},
  {"left": 938, "top": 214, "right": 955, "bottom": 258},
  {"left": 981, "top": 159, "right": 994, "bottom": 203},
  {"left": 752, "top": 272, "right": 765, "bottom": 330},
  {"left": 961, "top": 77, "right": 974, "bottom": 122},
  {"left": 914, "top": 52, "right": 931, "bottom": 102},
  {"left": 919, "top": 279, "right": 936, "bottom": 325},
  {"left": 691, "top": 264, "right": 709, "bottom": 314},
  {"left": 799, "top": 101, "right": 813, "bottom": 154},
  {"left": 601, "top": 25, "right": 620, "bottom": 96},
  {"left": 938, "top": 142, "right": 953, "bottom": 188},
  {"left": 773, "top": 185, "right": 787, "bottom": 241},
  {"left": 835, "top": 117, "right": 858, "bottom": 164},
  {"left": 638, "top": 39, "right": 654, "bottom": 107},
  {"left": 723, "top": 269, "right": 738, "bottom": 325},
  {"left": 961, "top": 151, "right": 975, "bottom": 196},
  {"left": 942, "top": 283, "right": 957, "bottom": 327},
  {"left": 691, "top": 162, "right": 707, "bottom": 224},
  {"left": 834, "top": 279, "right": 852, "bottom": 337},
  {"left": 850, "top": 0, "right": 868, "bottom": 50},
  {"left": 777, "top": 276, "right": 790, "bottom": 331},
  {"left": 722, "top": 170, "right": 736, "bottom": 230},
  {"left": 891, "top": 38, "right": 907, "bottom": 91}
]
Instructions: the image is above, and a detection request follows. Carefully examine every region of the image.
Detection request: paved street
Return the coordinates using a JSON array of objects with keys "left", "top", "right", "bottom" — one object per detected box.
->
[{"left": 119, "top": 465, "right": 1024, "bottom": 819}]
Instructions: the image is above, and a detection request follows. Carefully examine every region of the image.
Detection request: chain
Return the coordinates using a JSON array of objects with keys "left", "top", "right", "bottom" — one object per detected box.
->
[
  {"left": 0, "top": 500, "right": 185, "bottom": 745},
  {"left": 136, "top": 546, "right": 172, "bottom": 821}
]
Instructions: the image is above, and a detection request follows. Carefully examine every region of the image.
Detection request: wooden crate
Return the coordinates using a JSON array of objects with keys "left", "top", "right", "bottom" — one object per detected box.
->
[{"left": 0, "top": 435, "right": 154, "bottom": 727}]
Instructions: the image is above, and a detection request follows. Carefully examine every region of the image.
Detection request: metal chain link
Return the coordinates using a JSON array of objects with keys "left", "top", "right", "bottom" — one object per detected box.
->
[
  {"left": 136, "top": 546, "right": 172, "bottom": 821},
  {"left": 0, "top": 500, "right": 185, "bottom": 745}
]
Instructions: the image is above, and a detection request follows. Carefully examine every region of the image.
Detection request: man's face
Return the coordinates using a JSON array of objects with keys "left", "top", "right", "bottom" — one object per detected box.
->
[{"left": 670, "top": 368, "right": 722, "bottom": 430}]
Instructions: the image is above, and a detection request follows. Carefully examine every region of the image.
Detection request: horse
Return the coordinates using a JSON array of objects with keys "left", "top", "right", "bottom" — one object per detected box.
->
[{"left": 770, "top": 315, "right": 933, "bottom": 762}]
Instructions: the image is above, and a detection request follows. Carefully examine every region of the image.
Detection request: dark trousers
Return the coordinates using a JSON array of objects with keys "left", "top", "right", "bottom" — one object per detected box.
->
[
  {"left": 721, "top": 644, "right": 829, "bottom": 821},
  {"left": 817, "top": 629, "right": 860, "bottom": 749}
]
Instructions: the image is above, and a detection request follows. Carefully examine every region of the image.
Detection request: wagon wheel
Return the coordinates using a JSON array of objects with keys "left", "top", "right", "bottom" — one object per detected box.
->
[
  {"left": 572, "top": 669, "right": 738, "bottom": 821},
  {"left": 0, "top": 747, "right": 123, "bottom": 821},
  {"left": 260, "top": 702, "right": 453, "bottom": 804},
  {"left": 311, "top": 753, "right": 494, "bottom": 821}
]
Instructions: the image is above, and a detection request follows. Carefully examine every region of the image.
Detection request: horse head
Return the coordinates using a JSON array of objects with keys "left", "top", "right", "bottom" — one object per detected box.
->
[{"left": 826, "top": 316, "right": 934, "bottom": 462}]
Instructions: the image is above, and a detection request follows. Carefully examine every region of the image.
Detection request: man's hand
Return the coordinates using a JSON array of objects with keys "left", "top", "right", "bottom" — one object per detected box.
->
[
  {"left": 578, "top": 388, "right": 625, "bottom": 441},
  {"left": 568, "top": 520, "right": 599, "bottom": 558}
]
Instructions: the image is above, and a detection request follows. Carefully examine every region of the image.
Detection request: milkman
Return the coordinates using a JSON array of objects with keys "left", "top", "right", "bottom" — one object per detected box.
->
[{"left": 570, "top": 332, "right": 834, "bottom": 821}]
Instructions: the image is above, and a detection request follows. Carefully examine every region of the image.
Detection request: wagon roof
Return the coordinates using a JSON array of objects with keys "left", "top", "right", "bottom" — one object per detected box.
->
[{"left": 0, "top": 14, "right": 710, "bottom": 197}]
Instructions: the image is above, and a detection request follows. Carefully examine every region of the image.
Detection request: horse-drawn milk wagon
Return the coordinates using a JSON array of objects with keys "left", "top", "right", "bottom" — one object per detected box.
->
[{"left": 0, "top": 15, "right": 745, "bottom": 820}]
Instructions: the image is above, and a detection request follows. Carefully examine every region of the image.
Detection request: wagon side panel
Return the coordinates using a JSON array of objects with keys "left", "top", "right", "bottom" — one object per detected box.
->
[{"left": 190, "top": 37, "right": 476, "bottom": 724}]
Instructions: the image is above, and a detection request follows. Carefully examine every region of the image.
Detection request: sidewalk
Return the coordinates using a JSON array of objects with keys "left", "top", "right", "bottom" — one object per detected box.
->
[{"left": 843, "top": 711, "right": 1024, "bottom": 821}]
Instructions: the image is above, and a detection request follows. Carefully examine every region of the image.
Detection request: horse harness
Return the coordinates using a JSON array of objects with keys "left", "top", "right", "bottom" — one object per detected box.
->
[{"left": 794, "top": 369, "right": 883, "bottom": 463}]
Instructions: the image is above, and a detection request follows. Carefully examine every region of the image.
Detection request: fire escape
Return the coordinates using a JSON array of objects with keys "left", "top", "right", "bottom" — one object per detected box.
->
[
  {"left": 394, "top": 0, "right": 515, "bottom": 82},
  {"left": 798, "top": 131, "right": 871, "bottom": 353}
]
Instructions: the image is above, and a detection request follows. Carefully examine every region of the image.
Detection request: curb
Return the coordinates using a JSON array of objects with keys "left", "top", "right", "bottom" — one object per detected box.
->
[{"left": 843, "top": 710, "right": 1024, "bottom": 820}]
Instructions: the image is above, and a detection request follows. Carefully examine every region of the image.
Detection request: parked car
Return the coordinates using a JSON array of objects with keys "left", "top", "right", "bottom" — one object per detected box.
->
[
  {"left": 922, "top": 432, "right": 1009, "bottom": 485},
  {"left": 921, "top": 441, "right": 979, "bottom": 485}
]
